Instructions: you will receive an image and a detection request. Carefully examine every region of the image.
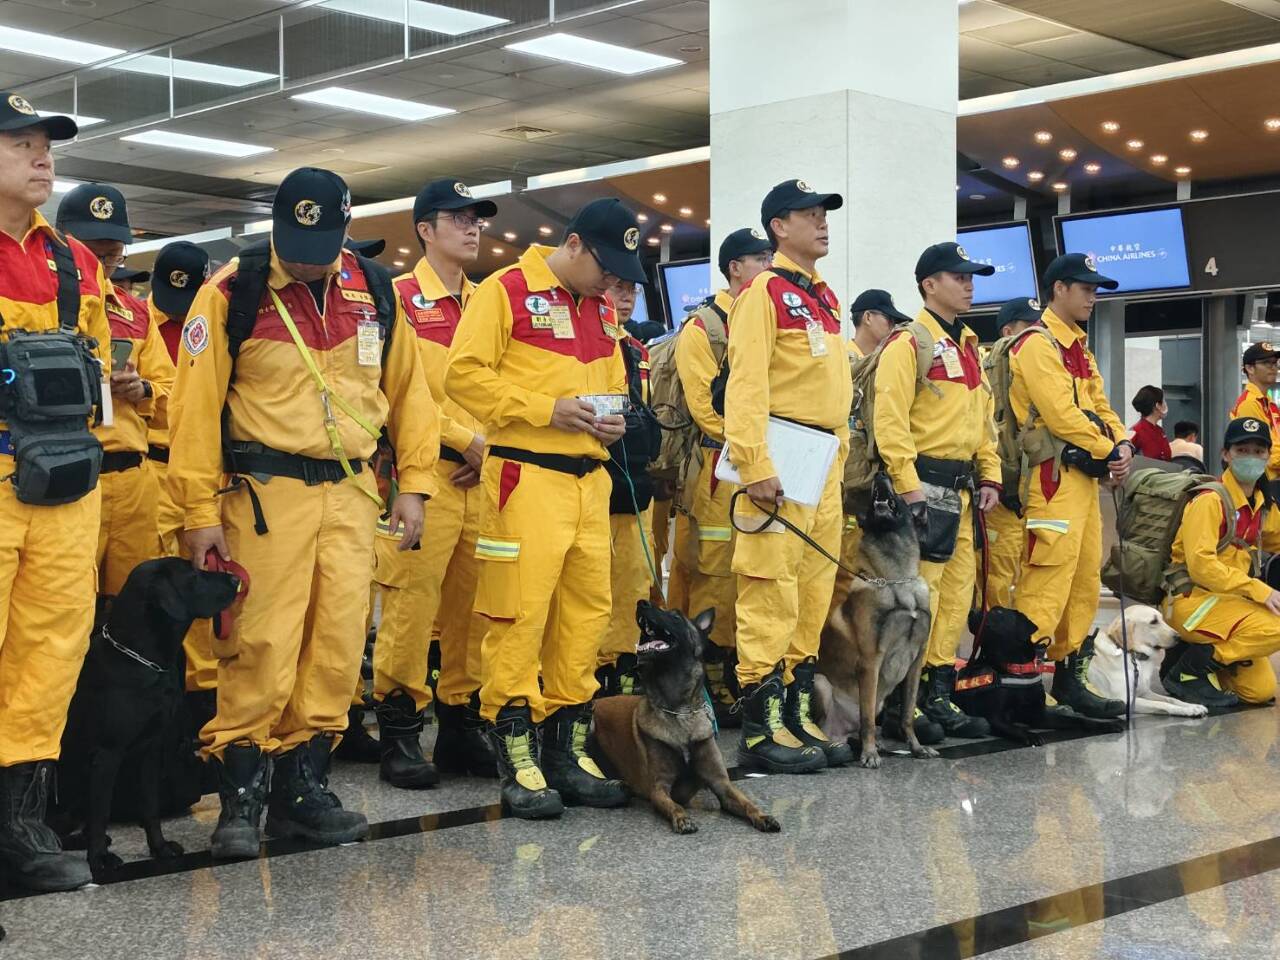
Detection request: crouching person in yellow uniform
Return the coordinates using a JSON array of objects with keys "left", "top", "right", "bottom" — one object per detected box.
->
[
  {"left": 171, "top": 167, "right": 438, "bottom": 859},
  {"left": 1164, "top": 417, "right": 1280, "bottom": 709},
  {"left": 728, "top": 179, "right": 853, "bottom": 773},
  {"left": 446, "top": 199, "right": 640, "bottom": 819},
  {"left": 0, "top": 96, "right": 110, "bottom": 892}
]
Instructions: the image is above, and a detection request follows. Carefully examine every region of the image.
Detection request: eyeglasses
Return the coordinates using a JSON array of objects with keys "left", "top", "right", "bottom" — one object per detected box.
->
[
  {"left": 97, "top": 254, "right": 128, "bottom": 269},
  {"left": 437, "top": 212, "right": 487, "bottom": 232},
  {"left": 585, "top": 244, "right": 618, "bottom": 284}
]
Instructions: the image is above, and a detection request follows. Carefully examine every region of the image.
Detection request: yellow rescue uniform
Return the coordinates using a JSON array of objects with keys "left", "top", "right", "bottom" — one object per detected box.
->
[
  {"left": 976, "top": 502, "right": 1024, "bottom": 610},
  {"left": 674, "top": 289, "right": 737, "bottom": 647},
  {"left": 0, "top": 213, "right": 111, "bottom": 765},
  {"left": 1229, "top": 382, "right": 1280, "bottom": 479},
  {"left": 725, "top": 254, "right": 851, "bottom": 686},
  {"left": 94, "top": 283, "right": 173, "bottom": 596},
  {"left": 169, "top": 245, "right": 439, "bottom": 759},
  {"left": 1167, "top": 470, "right": 1280, "bottom": 703},
  {"left": 372, "top": 258, "right": 485, "bottom": 713},
  {"left": 1008, "top": 309, "right": 1124, "bottom": 657},
  {"left": 874, "top": 309, "right": 1001, "bottom": 667},
  {"left": 445, "top": 244, "right": 626, "bottom": 723}
]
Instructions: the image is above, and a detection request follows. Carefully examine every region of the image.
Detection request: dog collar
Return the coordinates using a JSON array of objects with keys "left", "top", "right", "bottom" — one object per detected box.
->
[{"left": 103, "top": 624, "right": 166, "bottom": 673}]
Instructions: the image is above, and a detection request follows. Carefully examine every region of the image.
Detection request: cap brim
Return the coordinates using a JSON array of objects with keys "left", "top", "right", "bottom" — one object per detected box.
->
[
  {"left": 1062, "top": 270, "right": 1119, "bottom": 291},
  {"left": 61, "top": 219, "right": 133, "bottom": 244},
  {"left": 782, "top": 192, "right": 843, "bottom": 215},
  {"left": 345, "top": 238, "right": 386, "bottom": 258},
  {"left": 884, "top": 306, "right": 913, "bottom": 323},
  {"left": 953, "top": 261, "right": 996, "bottom": 277},
  {"left": 272, "top": 222, "right": 346, "bottom": 266},
  {"left": 593, "top": 243, "right": 647, "bottom": 284},
  {"left": 111, "top": 267, "right": 149, "bottom": 283},
  {"left": 153, "top": 284, "right": 199, "bottom": 318},
  {"left": 425, "top": 196, "right": 498, "bottom": 218},
  {"left": 0, "top": 114, "right": 78, "bottom": 140}
]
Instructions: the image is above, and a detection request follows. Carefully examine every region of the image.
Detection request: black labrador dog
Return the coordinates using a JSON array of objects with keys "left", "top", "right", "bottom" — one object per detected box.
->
[{"left": 54, "top": 558, "right": 241, "bottom": 879}]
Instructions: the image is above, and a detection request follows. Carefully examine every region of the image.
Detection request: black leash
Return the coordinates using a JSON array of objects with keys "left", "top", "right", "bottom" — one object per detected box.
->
[{"left": 1110, "top": 485, "right": 1133, "bottom": 725}]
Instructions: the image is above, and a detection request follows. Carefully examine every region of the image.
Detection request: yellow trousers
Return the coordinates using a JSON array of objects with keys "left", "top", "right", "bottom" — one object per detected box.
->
[
  {"left": 829, "top": 516, "right": 863, "bottom": 617},
  {"left": 975, "top": 502, "right": 1024, "bottom": 611},
  {"left": 152, "top": 455, "right": 183, "bottom": 557},
  {"left": 474, "top": 457, "right": 611, "bottom": 723},
  {"left": 1168, "top": 590, "right": 1280, "bottom": 703},
  {"left": 96, "top": 462, "right": 160, "bottom": 597},
  {"left": 732, "top": 459, "right": 842, "bottom": 686},
  {"left": 598, "top": 508, "right": 655, "bottom": 665},
  {"left": 1015, "top": 465, "right": 1103, "bottom": 660},
  {"left": 200, "top": 472, "right": 378, "bottom": 759},
  {"left": 0, "top": 479, "right": 100, "bottom": 765},
  {"left": 373, "top": 460, "right": 483, "bottom": 712},
  {"left": 684, "top": 450, "right": 737, "bottom": 649},
  {"left": 653, "top": 496, "right": 690, "bottom": 611},
  {"left": 922, "top": 490, "right": 976, "bottom": 667}
]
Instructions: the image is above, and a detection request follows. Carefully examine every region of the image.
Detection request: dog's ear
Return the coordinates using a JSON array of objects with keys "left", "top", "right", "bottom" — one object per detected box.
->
[
  {"left": 152, "top": 565, "right": 194, "bottom": 622},
  {"left": 691, "top": 607, "right": 715, "bottom": 636}
]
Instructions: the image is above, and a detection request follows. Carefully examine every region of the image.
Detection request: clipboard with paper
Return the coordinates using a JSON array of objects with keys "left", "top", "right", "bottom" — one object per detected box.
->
[{"left": 714, "top": 416, "right": 840, "bottom": 507}]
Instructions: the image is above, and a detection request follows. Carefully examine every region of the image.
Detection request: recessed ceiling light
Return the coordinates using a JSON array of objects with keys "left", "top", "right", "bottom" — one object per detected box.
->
[
  {"left": 502, "top": 231, "right": 516, "bottom": 241},
  {"left": 647, "top": 237, "right": 660, "bottom": 246},
  {"left": 636, "top": 213, "right": 649, "bottom": 222},
  {"left": 1034, "top": 130, "right": 1053, "bottom": 144},
  {"left": 1150, "top": 154, "right": 1168, "bottom": 165},
  {"left": 538, "top": 225, "right": 553, "bottom": 236},
  {"left": 39, "top": 109, "right": 104, "bottom": 128},
  {"left": 321, "top": 147, "right": 345, "bottom": 154},
  {"left": 659, "top": 223, "right": 674, "bottom": 233},
  {"left": 505, "top": 32, "right": 682, "bottom": 75},
  {"left": 1058, "top": 148, "right": 1077, "bottom": 161},
  {"left": 1001, "top": 156, "right": 1019, "bottom": 169},
  {"left": 492, "top": 246, "right": 503, "bottom": 255},
  {"left": 291, "top": 87, "right": 455, "bottom": 121},
  {"left": 120, "top": 129, "right": 273, "bottom": 157},
  {"left": 1174, "top": 165, "right": 1192, "bottom": 176},
  {"left": 51, "top": 180, "right": 79, "bottom": 193},
  {"left": 392, "top": 260, "right": 405, "bottom": 268},
  {"left": 1052, "top": 182, "right": 1069, "bottom": 192},
  {"left": 322, "top": 0, "right": 509, "bottom": 35},
  {"left": 1189, "top": 129, "right": 1209, "bottom": 141},
  {"left": 1126, "top": 139, "right": 1144, "bottom": 151},
  {"left": 678, "top": 206, "right": 692, "bottom": 216},
  {"left": 397, "top": 246, "right": 410, "bottom": 255},
  {"left": 704, "top": 218, "right": 710, "bottom": 226},
  {"left": 1266, "top": 118, "right": 1280, "bottom": 132},
  {"left": 1084, "top": 162, "right": 1101, "bottom": 174},
  {"left": 968, "top": 193, "right": 986, "bottom": 200},
  {"left": 1101, "top": 121, "right": 1120, "bottom": 133},
  {"left": 1027, "top": 171, "right": 1045, "bottom": 182},
  {"left": 652, "top": 193, "right": 666, "bottom": 204}
]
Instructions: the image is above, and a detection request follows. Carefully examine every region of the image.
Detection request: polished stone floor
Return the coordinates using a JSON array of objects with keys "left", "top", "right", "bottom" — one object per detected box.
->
[{"left": 3, "top": 702, "right": 1278, "bottom": 960}]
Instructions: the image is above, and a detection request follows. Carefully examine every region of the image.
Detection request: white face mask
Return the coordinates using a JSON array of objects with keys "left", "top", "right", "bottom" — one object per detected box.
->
[{"left": 1230, "top": 455, "right": 1268, "bottom": 486}]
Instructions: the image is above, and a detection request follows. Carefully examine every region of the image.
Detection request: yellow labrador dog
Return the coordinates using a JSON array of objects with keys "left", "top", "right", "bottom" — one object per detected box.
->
[{"left": 1088, "top": 605, "right": 1209, "bottom": 718}]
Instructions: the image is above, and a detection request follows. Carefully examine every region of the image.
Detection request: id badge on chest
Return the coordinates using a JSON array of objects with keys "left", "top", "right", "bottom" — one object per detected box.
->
[
  {"left": 549, "top": 304, "right": 575, "bottom": 340},
  {"left": 942, "top": 347, "right": 963, "bottom": 379},
  {"left": 805, "top": 319, "right": 828, "bottom": 358},
  {"left": 357, "top": 319, "right": 382, "bottom": 366}
]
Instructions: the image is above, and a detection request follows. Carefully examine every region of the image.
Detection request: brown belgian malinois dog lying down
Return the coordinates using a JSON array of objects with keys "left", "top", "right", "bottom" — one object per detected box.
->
[{"left": 592, "top": 602, "right": 780, "bottom": 835}]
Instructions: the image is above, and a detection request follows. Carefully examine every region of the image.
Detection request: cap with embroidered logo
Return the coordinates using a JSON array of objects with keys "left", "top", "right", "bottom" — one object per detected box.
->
[
  {"left": 760, "top": 179, "right": 843, "bottom": 231},
  {"left": 1242, "top": 342, "right": 1280, "bottom": 367},
  {"left": 271, "top": 167, "right": 352, "bottom": 266},
  {"left": 152, "top": 240, "right": 210, "bottom": 318},
  {"left": 56, "top": 182, "right": 132, "bottom": 244},
  {"left": 564, "top": 197, "right": 646, "bottom": 284},
  {"left": 717, "top": 227, "right": 773, "bottom": 276},
  {"left": 0, "top": 90, "right": 76, "bottom": 140},
  {"left": 850, "top": 289, "right": 911, "bottom": 324},
  {"left": 914, "top": 241, "right": 996, "bottom": 283},
  {"left": 412, "top": 178, "right": 498, "bottom": 225},
  {"left": 996, "top": 296, "right": 1043, "bottom": 330},
  {"left": 1224, "top": 416, "right": 1272, "bottom": 449},
  {"left": 1043, "top": 252, "right": 1119, "bottom": 291}
]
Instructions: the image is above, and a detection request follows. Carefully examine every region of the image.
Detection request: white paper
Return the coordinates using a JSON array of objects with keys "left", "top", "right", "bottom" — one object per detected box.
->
[
  {"left": 99, "top": 384, "right": 113, "bottom": 427},
  {"left": 714, "top": 417, "right": 840, "bottom": 507}
]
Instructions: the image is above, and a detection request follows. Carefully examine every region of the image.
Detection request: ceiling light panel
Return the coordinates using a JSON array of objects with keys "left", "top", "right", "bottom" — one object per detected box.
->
[
  {"left": 322, "top": 0, "right": 509, "bottom": 35},
  {"left": 121, "top": 129, "right": 273, "bottom": 157},
  {"left": 292, "top": 87, "right": 455, "bottom": 121},
  {"left": 40, "top": 110, "right": 105, "bottom": 128},
  {"left": 505, "top": 33, "right": 682, "bottom": 75}
]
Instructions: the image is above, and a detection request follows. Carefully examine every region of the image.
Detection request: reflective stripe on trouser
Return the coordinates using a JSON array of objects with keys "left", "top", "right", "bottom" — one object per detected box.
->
[
  {"left": 96, "top": 462, "right": 161, "bottom": 597},
  {"left": 598, "top": 507, "right": 655, "bottom": 665},
  {"left": 829, "top": 517, "right": 863, "bottom": 617},
  {"left": 685, "top": 449, "right": 737, "bottom": 648},
  {"left": 1168, "top": 590, "right": 1280, "bottom": 703},
  {"left": 200, "top": 471, "right": 379, "bottom": 758},
  {"left": 732, "top": 458, "right": 842, "bottom": 687},
  {"left": 922, "top": 489, "right": 975, "bottom": 667},
  {"left": 475, "top": 457, "right": 611, "bottom": 723},
  {"left": 653, "top": 496, "right": 690, "bottom": 612},
  {"left": 1014, "top": 465, "right": 1102, "bottom": 660},
  {"left": 976, "top": 502, "right": 1024, "bottom": 611},
  {"left": 0, "top": 477, "right": 100, "bottom": 765},
  {"left": 373, "top": 460, "right": 483, "bottom": 711}
]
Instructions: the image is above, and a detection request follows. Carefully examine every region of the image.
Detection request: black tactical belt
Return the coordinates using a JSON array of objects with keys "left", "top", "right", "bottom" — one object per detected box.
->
[
  {"left": 101, "top": 451, "right": 144, "bottom": 473},
  {"left": 146, "top": 444, "right": 169, "bottom": 464},
  {"left": 226, "top": 444, "right": 361, "bottom": 485},
  {"left": 772, "top": 414, "right": 835, "bottom": 436},
  {"left": 490, "top": 445, "right": 601, "bottom": 478},
  {"left": 916, "top": 454, "right": 975, "bottom": 490},
  {"left": 700, "top": 435, "right": 723, "bottom": 449},
  {"left": 439, "top": 445, "right": 467, "bottom": 465}
]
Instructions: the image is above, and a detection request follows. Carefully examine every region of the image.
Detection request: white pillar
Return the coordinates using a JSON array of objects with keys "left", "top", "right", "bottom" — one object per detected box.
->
[{"left": 709, "top": 0, "right": 959, "bottom": 316}]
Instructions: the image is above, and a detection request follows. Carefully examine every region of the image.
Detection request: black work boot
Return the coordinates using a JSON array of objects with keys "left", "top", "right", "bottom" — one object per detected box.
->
[
  {"left": 920, "top": 664, "right": 992, "bottom": 738},
  {"left": 612, "top": 653, "right": 644, "bottom": 696},
  {"left": 879, "top": 683, "right": 945, "bottom": 746},
  {"left": 1050, "top": 635, "right": 1127, "bottom": 719},
  {"left": 703, "top": 645, "right": 741, "bottom": 729},
  {"left": 374, "top": 690, "right": 439, "bottom": 789},
  {"left": 333, "top": 705, "right": 381, "bottom": 764},
  {"left": 785, "top": 659, "right": 854, "bottom": 766},
  {"left": 266, "top": 734, "right": 369, "bottom": 844},
  {"left": 737, "top": 669, "right": 826, "bottom": 774},
  {"left": 1162, "top": 643, "right": 1240, "bottom": 710},
  {"left": 542, "top": 703, "right": 629, "bottom": 808},
  {"left": 210, "top": 743, "right": 269, "bottom": 861},
  {"left": 1159, "top": 639, "right": 1191, "bottom": 687},
  {"left": 433, "top": 694, "right": 498, "bottom": 778},
  {"left": 489, "top": 702, "right": 563, "bottom": 819},
  {"left": 0, "top": 761, "right": 91, "bottom": 891}
]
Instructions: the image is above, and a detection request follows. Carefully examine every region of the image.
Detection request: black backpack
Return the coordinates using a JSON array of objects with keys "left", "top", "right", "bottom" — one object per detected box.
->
[{"left": 607, "top": 336, "right": 662, "bottom": 514}]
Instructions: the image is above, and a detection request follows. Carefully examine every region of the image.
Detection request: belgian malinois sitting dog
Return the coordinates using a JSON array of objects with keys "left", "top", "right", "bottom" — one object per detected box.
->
[
  {"left": 820, "top": 473, "right": 938, "bottom": 768},
  {"left": 592, "top": 602, "right": 780, "bottom": 835}
]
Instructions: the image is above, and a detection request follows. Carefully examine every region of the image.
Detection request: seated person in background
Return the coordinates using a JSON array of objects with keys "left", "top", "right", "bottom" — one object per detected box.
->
[
  {"left": 1163, "top": 416, "right": 1280, "bottom": 709},
  {"left": 1169, "top": 420, "right": 1204, "bottom": 468},
  {"left": 1128, "top": 384, "right": 1171, "bottom": 461}
]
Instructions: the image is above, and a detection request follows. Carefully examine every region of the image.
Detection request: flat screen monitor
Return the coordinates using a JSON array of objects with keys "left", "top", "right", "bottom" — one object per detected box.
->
[
  {"left": 1057, "top": 206, "right": 1191, "bottom": 294},
  {"left": 957, "top": 222, "right": 1037, "bottom": 307},
  {"left": 659, "top": 258, "right": 714, "bottom": 325}
]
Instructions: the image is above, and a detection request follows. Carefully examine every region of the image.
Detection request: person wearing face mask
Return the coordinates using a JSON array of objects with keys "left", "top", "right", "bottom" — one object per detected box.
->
[
  {"left": 1162, "top": 417, "right": 1280, "bottom": 709},
  {"left": 1128, "top": 384, "right": 1171, "bottom": 461}
]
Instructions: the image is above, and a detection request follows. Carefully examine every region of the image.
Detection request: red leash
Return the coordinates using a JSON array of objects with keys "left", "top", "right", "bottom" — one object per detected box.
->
[{"left": 204, "top": 549, "right": 251, "bottom": 641}]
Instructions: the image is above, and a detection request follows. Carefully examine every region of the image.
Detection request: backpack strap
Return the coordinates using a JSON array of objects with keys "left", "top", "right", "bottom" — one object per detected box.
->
[
  {"left": 695, "top": 300, "right": 728, "bottom": 363},
  {"left": 48, "top": 234, "right": 82, "bottom": 335},
  {"left": 770, "top": 267, "right": 838, "bottom": 320},
  {"left": 225, "top": 240, "right": 272, "bottom": 370},
  {"left": 619, "top": 336, "right": 647, "bottom": 410},
  {"left": 903, "top": 321, "right": 943, "bottom": 399}
]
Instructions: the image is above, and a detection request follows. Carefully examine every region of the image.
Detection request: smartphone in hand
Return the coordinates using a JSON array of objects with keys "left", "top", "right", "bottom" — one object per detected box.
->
[{"left": 110, "top": 338, "right": 134, "bottom": 371}]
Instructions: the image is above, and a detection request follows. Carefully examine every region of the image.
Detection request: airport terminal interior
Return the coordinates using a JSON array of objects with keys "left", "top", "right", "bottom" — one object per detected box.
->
[{"left": 4, "top": 0, "right": 1280, "bottom": 957}]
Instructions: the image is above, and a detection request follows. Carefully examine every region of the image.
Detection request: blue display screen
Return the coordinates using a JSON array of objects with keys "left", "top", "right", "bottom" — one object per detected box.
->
[
  {"left": 1058, "top": 208, "right": 1191, "bottom": 293},
  {"left": 660, "top": 259, "right": 714, "bottom": 325},
  {"left": 958, "top": 223, "right": 1037, "bottom": 306}
]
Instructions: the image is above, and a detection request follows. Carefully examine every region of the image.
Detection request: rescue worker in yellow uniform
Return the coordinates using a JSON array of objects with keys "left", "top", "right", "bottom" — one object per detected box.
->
[
  {"left": 1163, "top": 417, "right": 1280, "bottom": 709},
  {"left": 446, "top": 198, "right": 640, "bottom": 819},
  {"left": 1229, "top": 342, "right": 1280, "bottom": 488},
  {"left": 727, "top": 179, "right": 852, "bottom": 773},
  {"left": 57, "top": 184, "right": 175, "bottom": 600},
  {"left": 1009, "top": 253, "right": 1134, "bottom": 718},
  {"left": 673, "top": 227, "right": 772, "bottom": 725},
  {"left": 975, "top": 296, "right": 1042, "bottom": 611},
  {"left": 0, "top": 95, "right": 110, "bottom": 892},
  {"left": 876, "top": 242, "right": 1001, "bottom": 740},
  {"left": 171, "top": 167, "right": 439, "bottom": 858},
  {"left": 596, "top": 277, "right": 662, "bottom": 695},
  {"left": 372, "top": 178, "right": 497, "bottom": 789}
]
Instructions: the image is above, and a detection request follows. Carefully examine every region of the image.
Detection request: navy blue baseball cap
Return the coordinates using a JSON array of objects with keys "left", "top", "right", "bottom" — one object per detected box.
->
[
  {"left": 345, "top": 237, "right": 386, "bottom": 258},
  {"left": 1224, "top": 415, "right": 1272, "bottom": 449},
  {"left": 996, "top": 296, "right": 1043, "bottom": 329},
  {"left": 761, "top": 179, "right": 843, "bottom": 230},
  {"left": 1043, "top": 252, "right": 1118, "bottom": 291},
  {"left": 717, "top": 227, "right": 772, "bottom": 275},
  {"left": 914, "top": 242, "right": 996, "bottom": 283},
  {"left": 412, "top": 178, "right": 497, "bottom": 224},
  {"left": 111, "top": 266, "right": 149, "bottom": 284},
  {"left": 850, "top": 289, "right": 911, "bottom": 324},
  {"left": 57, "top": 183, "right": 132, "bottom": 243},
  {"left": 152, "top": 241, "right": 210, "bottom": 317},
  {"left": 564, "top": 198, "right": 646, "bottom": 284},
  {"left": 0, "top": 91, "right": 76, "bottom": 140},
  {"left": 272, "top": 167, "right": 351, "bottom": 266}
]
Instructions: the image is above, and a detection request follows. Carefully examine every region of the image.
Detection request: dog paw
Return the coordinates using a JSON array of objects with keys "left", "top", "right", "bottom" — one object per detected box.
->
[
  {"left": 859, "top": 750, "right": 882, "bottom": 769},
  {"left": 671, "top": 815, "right": 698, "bottom": 835},
  {"left": 753, "top": 816, "right": 782, "bottom": 833},
  {"left": 88, "top": 851, "right": 124, "bottom": 880},
  {"left": 1188, "top": 705, "right": 1210, "bottom": 718},
  {"left": 152, "top": 840, "right": 184, "bottom": 859},
  {"left": 911, "top": 746, "right": 940, "bottom": 760}
]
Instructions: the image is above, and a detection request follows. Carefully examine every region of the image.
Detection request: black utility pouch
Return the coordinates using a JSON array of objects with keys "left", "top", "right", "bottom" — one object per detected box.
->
[
  {"left": 9, "top": 421, "right": 102, "bottom": 505},
  {"left": 919, "top": 481, "right": 963, "bottom": 563}
]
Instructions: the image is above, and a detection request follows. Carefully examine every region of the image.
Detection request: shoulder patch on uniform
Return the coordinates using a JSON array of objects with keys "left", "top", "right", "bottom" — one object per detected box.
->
[{"left": 182, "top": 315, "right": 209, "bottom": 356}]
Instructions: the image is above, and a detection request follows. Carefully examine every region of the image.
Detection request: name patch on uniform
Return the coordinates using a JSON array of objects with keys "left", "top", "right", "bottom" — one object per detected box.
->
[
  {"left": 525, "top": 295, "right": 550, "bottom": 316},
  {"left": 183, "top": 315, "right": 209, "bottom": 356},
  {"left": 341, "top": 288, "right": 375, "bottom": 305}
]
